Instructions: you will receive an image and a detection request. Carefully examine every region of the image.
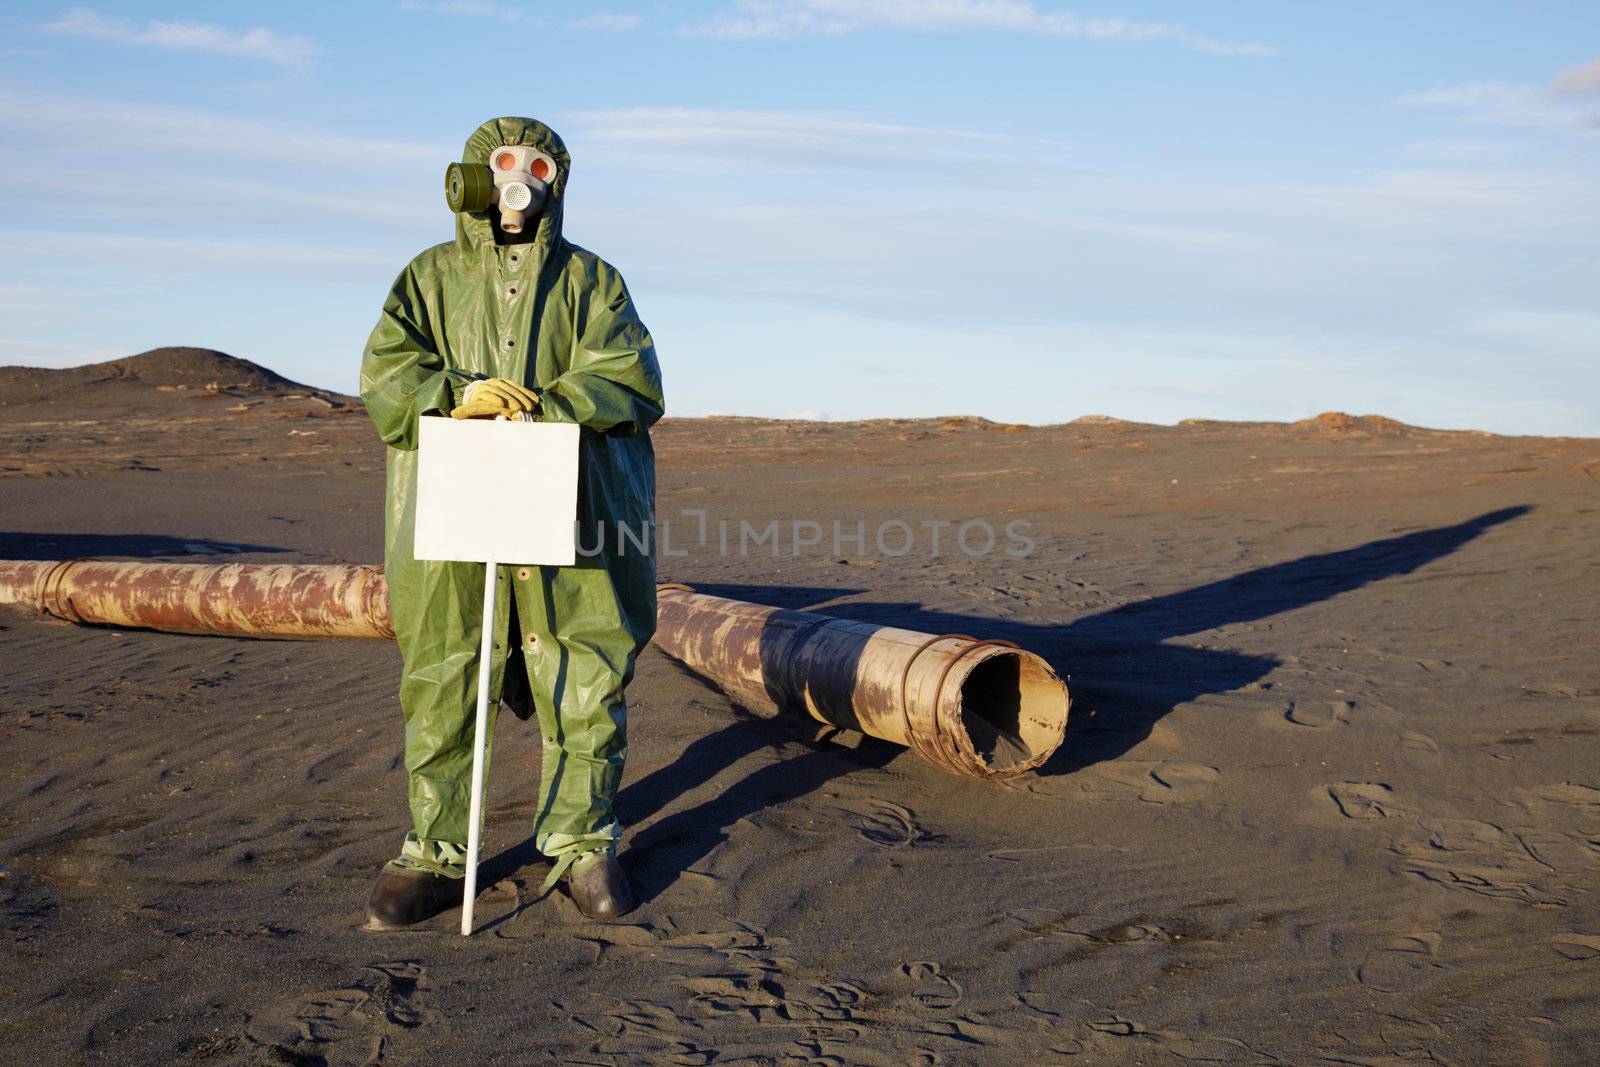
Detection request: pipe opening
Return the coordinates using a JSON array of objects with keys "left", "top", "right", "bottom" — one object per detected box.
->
[{"left": 958, "top": 651, "right": 1066, "bottom": 774}]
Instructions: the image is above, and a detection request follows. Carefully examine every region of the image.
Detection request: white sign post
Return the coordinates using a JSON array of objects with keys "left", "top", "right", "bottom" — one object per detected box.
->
[{"left": 414, "top": 415, "right": 580, "bottom": 936}]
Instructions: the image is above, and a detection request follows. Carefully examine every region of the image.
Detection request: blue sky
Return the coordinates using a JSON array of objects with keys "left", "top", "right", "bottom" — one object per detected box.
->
[{"left": 2, "top": 2, "right": 1597, "bottom": 434}]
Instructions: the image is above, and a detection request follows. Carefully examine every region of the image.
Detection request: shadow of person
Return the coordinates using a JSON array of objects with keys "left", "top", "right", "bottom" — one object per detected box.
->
[
  {"left": 477, "top": 715, "right": 898, "bottom": 912},
  {"left": 1043, "top": 503, "right": 1530, "bottom": 772},
  {"left": 618, "top": 716, "right": 899, "bottom": 904},
  {"left": 688, "top": 504, "right": 1532, "bottom": 778},
  {"left": 476, "top": 586, "right": 888, "bottom": 913},
  {"left": 487, "top": 505, "right": 1531, "bottom": 902}
]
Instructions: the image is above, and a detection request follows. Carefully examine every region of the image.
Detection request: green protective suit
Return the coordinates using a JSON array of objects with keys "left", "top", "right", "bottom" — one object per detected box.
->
[{"left": 360, "top": 117, "right": 664, "bottom": 879}]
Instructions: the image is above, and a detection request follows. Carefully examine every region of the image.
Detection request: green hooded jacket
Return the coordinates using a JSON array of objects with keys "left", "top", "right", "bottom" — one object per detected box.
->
[{"left": 360, "top": 117, "right": 664, "bottom": 866}]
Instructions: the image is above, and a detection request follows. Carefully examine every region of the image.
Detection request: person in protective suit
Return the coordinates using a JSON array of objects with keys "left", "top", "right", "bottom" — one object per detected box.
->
[{"left": 359, "top": 116, "right": 663, "bottom": 928}]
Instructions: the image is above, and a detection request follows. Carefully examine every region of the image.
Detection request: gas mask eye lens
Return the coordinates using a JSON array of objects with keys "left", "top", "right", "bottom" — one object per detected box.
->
[
  {"left": 495, "top": 152, "right": 518, "bottom": 171},
  {"left": 530, "top": 158, "right": 551, "bottom": 181}
]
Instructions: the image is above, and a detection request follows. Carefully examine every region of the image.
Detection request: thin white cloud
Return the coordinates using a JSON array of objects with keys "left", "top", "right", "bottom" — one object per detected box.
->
[
  {"left": 682, "top": 0, "right": 1276, "bottom": 56},
  {"left": 1398, "top": 138, "right": 1525, "bottom": 165},
  {"left": 1551, "top": 58, "right": 1600, "bottom": 96},
  {"left": 568, "top": 13, "right": 642, "bottom": 32},
  {"left": 401, "top": 3, "right": 632, "bottom": 31},
  {"left": 42, "top": 8, "right": 321, "bottom": 69},
  {"left": 567, "top": 105, "right": 1020, "bottom": 174},
  {"left": 0, "top": 153, "right": 423, "bottom": 224},
  {"left": 1397, "top": 79, "right": 1597, "bottom": 131},
  {"left": 1398, "top": 81, "right": 1537, "bottom": 113},
  {"left": 0, "top": 87, "right": 438, "bottom": 168},
  {"left": 0, "top": 231, "right": 394, "bottom": 275},
  {"left": 573, "top": 106, "right": 1008, "bottom": 142},
  {"left": 0, "top": 282, "right": 80, "bottom": 317},
  {"left": 399, "top": 1, "right": 537, "bottom": 24},
  {"left": 569, "top": 136, "right": 1599, "bottom": 339}
]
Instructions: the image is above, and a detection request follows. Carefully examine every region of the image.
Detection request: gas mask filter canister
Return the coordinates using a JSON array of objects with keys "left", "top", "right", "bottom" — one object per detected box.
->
[{"left": 444, "top": 144, "right": 555, "bottom": 234}]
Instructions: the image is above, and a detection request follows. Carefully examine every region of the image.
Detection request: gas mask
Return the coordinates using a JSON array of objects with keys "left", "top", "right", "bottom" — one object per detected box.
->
[{"left": 444, "top": 144, "right": 556, "bottom": 235}]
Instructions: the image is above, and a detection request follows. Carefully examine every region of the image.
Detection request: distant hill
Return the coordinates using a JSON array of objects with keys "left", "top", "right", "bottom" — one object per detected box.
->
[
  {"left": 0, "top": 348, "right": 344, "bottom": 409},
  {"left": 1292, "top": 411, "right": 1413, "bottom": 434}
]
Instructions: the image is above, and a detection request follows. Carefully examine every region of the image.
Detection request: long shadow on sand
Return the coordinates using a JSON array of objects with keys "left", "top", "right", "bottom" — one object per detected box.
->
[
  {"left": 705, "top": 505, "right": 1531, "bottom": 778},
  {"left": 477, "top": 721, "right": 899, "bottom": 909},
  {"left": 618, "top": 719, "right": 901, "bottom": 903},
  {"left": 0, "top": 532, "right": 286, "bottom": 558},
  {"left": 489, "top": 506, "right": 1530, "bottom": 905}
]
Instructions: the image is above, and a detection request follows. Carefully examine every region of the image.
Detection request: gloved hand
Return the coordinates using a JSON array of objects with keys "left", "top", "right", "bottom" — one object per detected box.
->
[{"left": 450, "top": 378, "right": 540, "bottom": 420}]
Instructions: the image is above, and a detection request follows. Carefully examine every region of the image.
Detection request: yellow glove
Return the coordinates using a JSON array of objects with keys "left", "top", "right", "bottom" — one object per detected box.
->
[{"left": 450, "top": 378, "right": 540, "bottom": 420}]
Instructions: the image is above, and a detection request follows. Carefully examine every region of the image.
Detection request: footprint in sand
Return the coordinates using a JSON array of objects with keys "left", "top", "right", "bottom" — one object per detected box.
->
[
  {"left": 1327, "top": 782, "right": 1399, "bottom": 819},
  {"left": 1518, "top": 783, "right": 1600, "bottom": 816},
  {"left": 847, "top": 800, "right": 928, "bottom": 848},
  {"left": 1551, "top": 934, "right": 1600, "bottom": 961},
  {"left": 1143, "top": 763, "right": 1220, "bottom": 804},
  {"left": 243, "top": 960, "right": 432, "bottom": 1065},
  {"left": 678, "top": 973, "right": 864, "bottom": 1025},
  {"left": 1354, "top": 931, "right": 1446, "bottom": 993},
  {"left": 1082, "top": 762, "right": 1220, "bottom": 804},
  {"left": 1285, "top": 700, "right": 1353, "bottom": 728},
  {"left": 1083, "top": 1017, "right": 1272, "bottom": 1064},
  {"left": 1394, "top": 818, "right": 1573, "bottom": 909},
  {"left": 1521, "top": 681, "right": 1580, "bottom": 699},
  {"left": 1401, "top": 729, "right": 1439, "bottom": 762},
  {"left": 899, "top": 960, "right": 963, "bottom": 1011}
]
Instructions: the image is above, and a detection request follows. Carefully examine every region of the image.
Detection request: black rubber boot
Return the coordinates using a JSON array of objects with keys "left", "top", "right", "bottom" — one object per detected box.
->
[
  {"left": 364, "top": 865, "right": 465, "bottom": 930},
  {"left": 565, "top": 853, "right": 637, "bottom": 920}
]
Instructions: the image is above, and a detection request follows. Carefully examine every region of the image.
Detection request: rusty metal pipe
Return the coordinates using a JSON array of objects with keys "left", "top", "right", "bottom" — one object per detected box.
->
[
  {"left": 0, "top": 559, "right": 392, "bottom": 639},
  {"left": 652, "top": 587, "right": 1067, "bottom": 779},
  {"left": 0, "top": 561, "right": 1068, "bottom": 779}
]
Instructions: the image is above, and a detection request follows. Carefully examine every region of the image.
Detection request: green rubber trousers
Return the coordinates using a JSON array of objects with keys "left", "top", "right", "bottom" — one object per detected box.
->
[{"left": 359, "top": 116, "right": 664, "bottom": 877}]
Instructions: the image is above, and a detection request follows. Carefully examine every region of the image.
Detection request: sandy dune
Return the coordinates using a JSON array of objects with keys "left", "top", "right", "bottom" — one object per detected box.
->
[{"left": 2, "top": 352, "right": 1597, "bottom": 1064}]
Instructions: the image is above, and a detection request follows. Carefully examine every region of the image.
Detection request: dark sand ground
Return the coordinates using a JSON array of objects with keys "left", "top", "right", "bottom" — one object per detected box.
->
[{"left": 2, "top": 352, "right": 1598, "bottom": 1064}]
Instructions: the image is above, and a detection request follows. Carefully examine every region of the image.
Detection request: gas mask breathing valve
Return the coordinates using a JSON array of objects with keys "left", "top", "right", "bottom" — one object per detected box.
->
[{"left": 444, "top": 144, "right": 555, "bottom": 235}]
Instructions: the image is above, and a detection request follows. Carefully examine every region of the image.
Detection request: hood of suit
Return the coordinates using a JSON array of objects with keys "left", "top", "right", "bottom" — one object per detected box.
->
[{"left": 456, "top": 116, "right": 571, "bottom": 254}]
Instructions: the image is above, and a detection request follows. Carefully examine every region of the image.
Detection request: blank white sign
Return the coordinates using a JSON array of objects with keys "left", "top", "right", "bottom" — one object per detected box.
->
[{"left": 414, "top": 416, "right": 580, "bottom": 565}]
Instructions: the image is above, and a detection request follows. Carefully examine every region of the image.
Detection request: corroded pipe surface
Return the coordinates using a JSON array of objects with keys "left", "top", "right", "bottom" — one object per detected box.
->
[
  {"left": 0, "top": 561, "right": 1068, "bottom": 778},
  {"left": 653, "top": 587, "right": 1068, "bottom": 779},
  {"left": 0, "top": 559, "right": 392, "bottom": 639}
]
